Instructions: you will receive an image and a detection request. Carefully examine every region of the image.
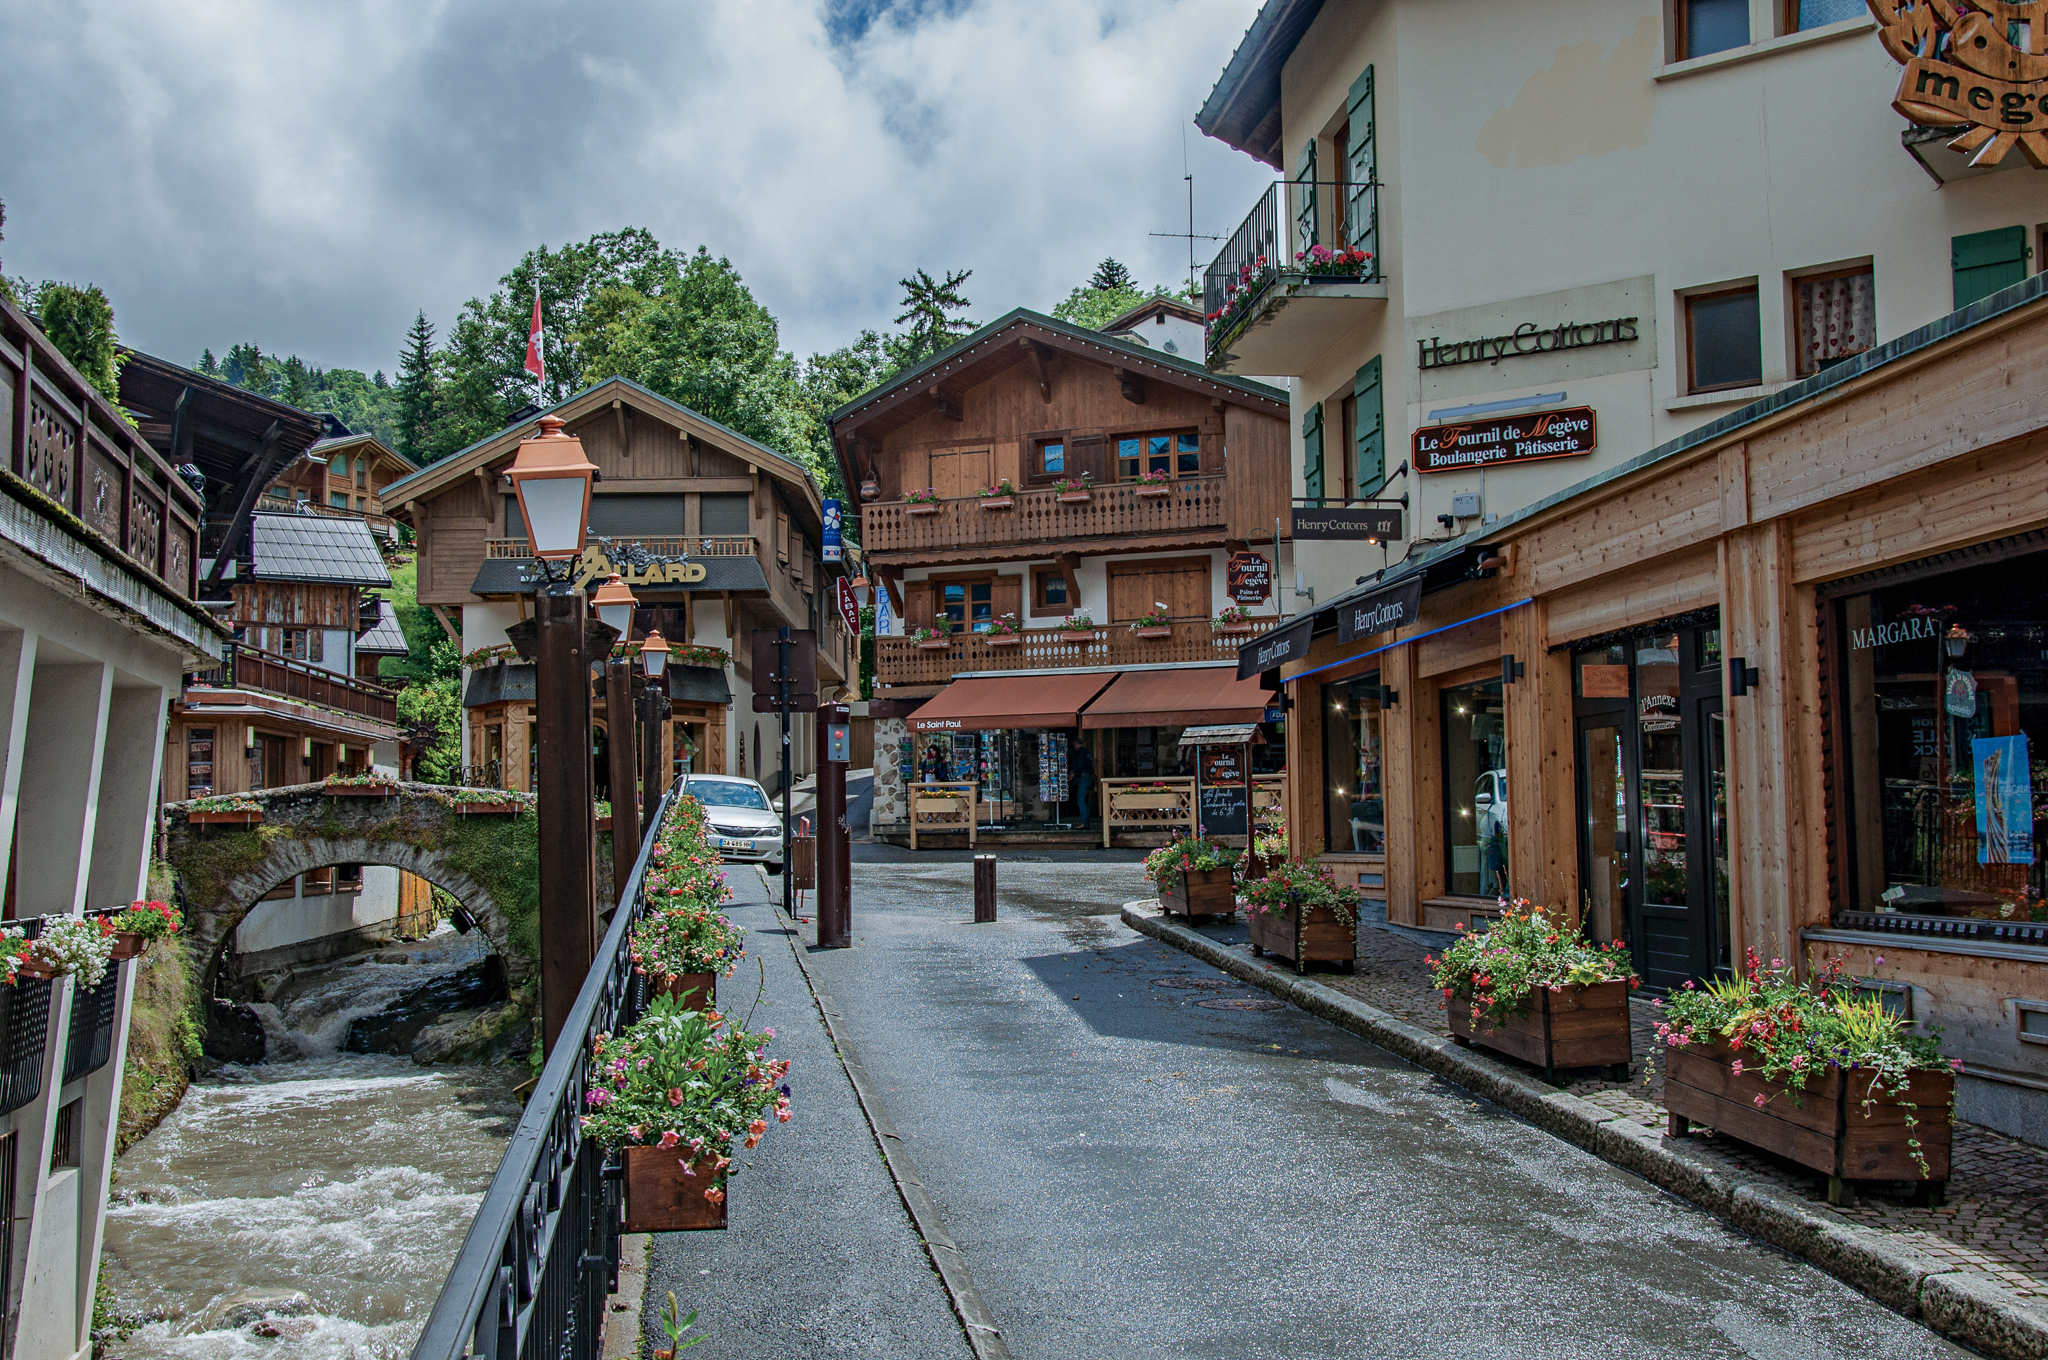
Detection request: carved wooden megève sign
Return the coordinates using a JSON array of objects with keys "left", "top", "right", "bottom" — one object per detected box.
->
[{"left": 1873, "top": 0, "right": 2048, "bottom": 167}]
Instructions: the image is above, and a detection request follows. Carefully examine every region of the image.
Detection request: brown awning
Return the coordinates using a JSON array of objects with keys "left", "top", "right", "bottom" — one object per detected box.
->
[
  {"left": 1080, "top": 666, "right": 1271, "bottom": 730},
  {"left": 907, "top": 671, "right": 1118, "bottom": 733}
]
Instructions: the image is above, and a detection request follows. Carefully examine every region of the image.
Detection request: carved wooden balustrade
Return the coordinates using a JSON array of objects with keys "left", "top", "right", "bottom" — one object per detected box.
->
[
  {"left": 862, "top": 477, "right": 1229, "bottom": 555},
  {"left": 875, "top": 616, "right": 1276, "bottom": 688}
]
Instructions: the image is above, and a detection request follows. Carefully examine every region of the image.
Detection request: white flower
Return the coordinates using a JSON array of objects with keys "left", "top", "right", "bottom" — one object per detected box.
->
[{"left": 31, "top": 915, "right": 116, "bottom": 989}]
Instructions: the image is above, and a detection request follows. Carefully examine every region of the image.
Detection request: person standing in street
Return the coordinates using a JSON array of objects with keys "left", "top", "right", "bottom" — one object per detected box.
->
[{"left": 1069, "top": 737, "right": 1095, "bottom": 824}]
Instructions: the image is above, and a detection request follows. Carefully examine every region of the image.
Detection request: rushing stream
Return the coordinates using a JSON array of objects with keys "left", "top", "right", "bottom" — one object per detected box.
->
[{"left": 101, "top": 927, "right": 523, "bottom": 1359}]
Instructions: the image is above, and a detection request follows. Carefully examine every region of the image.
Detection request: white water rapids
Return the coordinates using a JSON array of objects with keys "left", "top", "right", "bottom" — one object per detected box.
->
[{"left": 101, "top": 927, "right": 523, "bottom": 1359}]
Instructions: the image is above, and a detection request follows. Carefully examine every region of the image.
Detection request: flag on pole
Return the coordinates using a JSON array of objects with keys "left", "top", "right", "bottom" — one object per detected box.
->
[{"left": 523, "top": 286, "right": 545, "bottom": 393}]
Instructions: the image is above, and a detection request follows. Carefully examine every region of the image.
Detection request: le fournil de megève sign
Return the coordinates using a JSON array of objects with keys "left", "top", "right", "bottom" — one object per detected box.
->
[{"left": 1417, "top": 316, "right": 1639, "bottom": 371}]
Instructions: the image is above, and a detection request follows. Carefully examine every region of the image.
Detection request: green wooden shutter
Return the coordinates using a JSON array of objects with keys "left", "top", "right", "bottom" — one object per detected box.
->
[
  {"left": 1345, "top": 66, "right": 1377, "bottom": 272},
  {"left": 1303, "top": 402, "right": 1325, "bottom": 502},
  {"left": 1294, "top": 139, "right": 1319, "bottom": 256},
  {"left": 1953, "top": 226, "right": 2029, "bottom": 310},
  {"left": 1352, "top": 357, "right": 1384, "bottom": 494}
]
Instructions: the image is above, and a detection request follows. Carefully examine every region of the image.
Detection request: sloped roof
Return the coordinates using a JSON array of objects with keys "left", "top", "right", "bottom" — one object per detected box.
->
[
  {"left": 249, "top": 512, "right": 392, "bottom": 587},
  {"left": 1195, "top": 0, "right": 1326, "bottom": 169},
  {"left": 1102, "top": 296, "right": 1206, "bottom": 333},
  {"left": 356, "top": 597, "right": 410, "bottom": 654},
  {"left": 310, "top": 431, "right": 418, "bottom": 474}
]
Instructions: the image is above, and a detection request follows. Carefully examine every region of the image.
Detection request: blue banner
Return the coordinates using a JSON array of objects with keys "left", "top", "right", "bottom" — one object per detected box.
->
[
  {"left": 875, "top": 581, "right": 892, "bottom": 636},
  {"left": 822, "top": 498, "right": 843, "bottom": 562},
  {"left": 1974, "top": 734, "right": 2034, "bottom": 864}
]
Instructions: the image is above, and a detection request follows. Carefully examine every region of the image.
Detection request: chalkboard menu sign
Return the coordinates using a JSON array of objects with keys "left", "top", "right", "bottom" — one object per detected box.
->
[{"left": 1196, "top": 745, "right": 1249, "bottom": 838}]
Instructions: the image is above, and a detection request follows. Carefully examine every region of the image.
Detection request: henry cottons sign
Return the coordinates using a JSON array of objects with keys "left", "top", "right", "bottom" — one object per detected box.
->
[
  {"left": 1414, "top": 406, "right": 1598, "bottom": 473},
  {"left": 1874, "top": 0, "right": 2048, "bottom": 167}
]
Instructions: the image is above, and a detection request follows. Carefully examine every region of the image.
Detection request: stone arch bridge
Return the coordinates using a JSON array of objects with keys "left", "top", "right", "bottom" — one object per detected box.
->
[{"left": 162, "top": 782, "right": 540, "bottom": 992}]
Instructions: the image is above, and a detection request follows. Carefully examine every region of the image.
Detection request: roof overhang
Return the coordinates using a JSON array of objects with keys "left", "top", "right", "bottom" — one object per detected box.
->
[{"left": 1195, "top": 0, "right": 1326, "bottom": 169}]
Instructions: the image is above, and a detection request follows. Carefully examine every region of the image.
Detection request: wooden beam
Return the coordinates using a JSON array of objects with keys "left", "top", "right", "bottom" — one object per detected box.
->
[
  {"left": 429, "top": 605, "right": 463, "bottom": 643},
  {"left": 206, "top": 418, "right": 285, "bottom": 585},
  {"left": 931, "top": 388, "right": 963, "bottom": 422},
  {"left": 1114, "top": 368, "right": 1146, "bottom": 405},
  {"left": 614, "top": 399, "right": 628, "bottom": 459},
  {"left": 1056, "top": 552, "right": 1082, "bottom": 609},
  {"left": 1021, "top": 339, "right": 1054, "bottom": 404}
]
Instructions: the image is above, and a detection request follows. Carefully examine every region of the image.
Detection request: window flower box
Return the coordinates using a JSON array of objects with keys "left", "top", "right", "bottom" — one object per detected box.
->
[
  {"left": 652, "top": 971, "right": 715, "bottom": 1011},
  {"left": 979, "top": 496, "right": 1014, "bottom": 512},
  {"left": 188, "top": 808, "right": 264, "bottom": 825},
  {"left": 1447, "top": 981, "right": 1632, "bottom": 1082},
  {"left": 325, "top": 775, "right": 398, "bottom": 797},
  {"left": 1134, "top": 485, "right": 1173, "bottom": 501},
  {"left": 1212, "top": 605, "right": 1257, "bottom": 636},
  {"left": 902, "top": 488, "right": 942, "bottom": 517},
  {"left": 917, "top": 637, "right": 951, "bottom": 651},
  {"left": 1132, "top": 626, "right": 1172, "bottom": 640},
  {"left": 1057, "top": 490, "right": 1091, "bottom": 505},
  {"left": 456, "top": 801, "right": 523, "bottom": 815},
  {"left": 905, "top": 503, "right": 942, "bottom": 517},
  {"left": 1059, "top": 629, "right": 1096, "bottom": 643},
  {"left": 1215, "top": 620, "right": 1254, "bottom": 636},
  {"left": 977, "top": 479, "right": 1018, "bottom": 510},
  {"left": 596, "top": 815, "right": 613, "bottom": 832},
  {"left": 986, "top": 633, "right": 1022, "bottom": 647}
]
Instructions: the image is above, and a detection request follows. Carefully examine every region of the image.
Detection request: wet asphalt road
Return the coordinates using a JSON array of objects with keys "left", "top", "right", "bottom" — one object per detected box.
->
[{"left": 650, "top": 859, "right": 1966, "bottom": 1360}]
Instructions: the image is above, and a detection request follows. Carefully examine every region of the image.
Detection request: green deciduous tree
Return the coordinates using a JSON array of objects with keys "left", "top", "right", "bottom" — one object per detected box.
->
[
  {"left": 396, "top": 636, "right": 464, "bottom": 784},
  {"left": 35, "top": 282, "right": 126, "bottom": 404}
]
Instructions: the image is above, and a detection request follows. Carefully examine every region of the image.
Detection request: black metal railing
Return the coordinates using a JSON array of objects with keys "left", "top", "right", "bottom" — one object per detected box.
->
[
  {"left": 62, "top": 963, "right": 120, "bottom": 1085},
  {"left": 410, "top": 780, "right": 680, "bottom": 1360},
  {"left": 1202, "top": 179, "right": 1383, "bottom": 350},
  {"left": 0, "top": 920, "right": 49, "bottom": 1117}
]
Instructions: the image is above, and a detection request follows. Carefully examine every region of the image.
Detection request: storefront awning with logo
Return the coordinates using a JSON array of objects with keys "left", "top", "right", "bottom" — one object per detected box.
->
[
  {"left": 907, "top": 671, "right": 1119, "bottom": 733},
  {"left": 1080, "top": 666, "right": 1272, "bottom": 729}
]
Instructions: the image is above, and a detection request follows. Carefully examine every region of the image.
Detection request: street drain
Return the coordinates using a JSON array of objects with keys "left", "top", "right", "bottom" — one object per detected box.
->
[
  {"left": 1151, "top": 976, "right": 1236, "bottom": 990},
  {"left": 1197, "top": 997, "right": 1286, "bottom": 1011}
]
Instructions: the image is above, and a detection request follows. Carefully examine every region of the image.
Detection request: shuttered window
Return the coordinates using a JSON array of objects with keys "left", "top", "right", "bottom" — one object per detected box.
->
[
  {"left": 1294, "top": 140, "right": 1318, "bottom": 256},
  {"left": 1344, "top": 67, "right": 1378, "bottom": 270},
  {"left": 1303, "top": 402, "right": 1325, "bottom": 502},
  {"left": 1353, "top": 357, "right": 1384, "bottom": 494},
  {"left": 1953, "top": 226, "right": 2029, "bottom": 310}
]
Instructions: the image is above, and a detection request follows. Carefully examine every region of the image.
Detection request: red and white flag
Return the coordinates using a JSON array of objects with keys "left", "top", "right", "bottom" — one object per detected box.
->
[{"left": 523, "top": 286, "right": 545, "bottom": 390}]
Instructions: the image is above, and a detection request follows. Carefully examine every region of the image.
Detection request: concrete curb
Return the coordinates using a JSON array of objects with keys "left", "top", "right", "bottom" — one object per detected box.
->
[
  {"left": 600, "top": 1233, "right": 651, "bottom": 1360},
  {"left": 1122, "top": 903, "right": 2048, "bottom": 1360},
  {"left": 774, "top": 895, "right": 1012, "bottom": 1360}
]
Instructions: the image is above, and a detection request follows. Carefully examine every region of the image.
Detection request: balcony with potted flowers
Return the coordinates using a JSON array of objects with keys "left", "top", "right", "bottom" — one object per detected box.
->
[
  {"left": 1203, "top": 179, "right": 1387, "bottom": 377},
  {"left": 875, "top": 612, "right": 1276, "bottom": 688}
]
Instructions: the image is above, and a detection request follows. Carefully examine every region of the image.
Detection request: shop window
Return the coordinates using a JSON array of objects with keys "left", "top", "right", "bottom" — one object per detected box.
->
[
  {"left": 1032, "top": 568, "right": 1070, "bottom": 612},
  {"left": 1116, "top": 430, "right": 1201, "bottom": 481},
  {"left": 1677, "top": 0, "right": 1748, "bottom": 59},
  {"left": 1442, "top": 677, "right": 1509, "bottom": 897},
  {"left": 1835, "top": 549, "right": 2048, "bottom": 925},
  {"left": 1685, "top": 285, "right": 1762, "bottom": 393},
  {"left": 1783, "top": 0, "right": 1863, "bottom": 30},
  {"left": 1793, "top": 266, "right": 1875, "bottom": 377},
  {"left": 1323, "top": 676, "right": 1384, "bottom": 854}
]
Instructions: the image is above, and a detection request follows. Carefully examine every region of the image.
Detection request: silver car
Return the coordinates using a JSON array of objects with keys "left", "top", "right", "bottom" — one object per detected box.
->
[{"left": 678, "top": 775, "right": 786, "bottom": 874}]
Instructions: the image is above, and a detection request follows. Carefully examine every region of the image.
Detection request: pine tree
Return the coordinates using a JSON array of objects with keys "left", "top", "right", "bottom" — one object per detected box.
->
[
  {"left": 394, "top": 311, "right": 439, "bottom": 464},
  {"left": 890, "top": 268, "right": 973, "bottom": 370},
  {"left": 198, "top": 348, "right": 219, "bottom": 376},
  {"left": 1088, "top": 258, "right": 1134, "bottom": 292}
]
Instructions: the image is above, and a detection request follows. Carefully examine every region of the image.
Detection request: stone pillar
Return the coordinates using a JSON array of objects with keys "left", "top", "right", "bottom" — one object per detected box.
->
[{"left": 871, "top": 717, "right": 907, "bottom": 834}]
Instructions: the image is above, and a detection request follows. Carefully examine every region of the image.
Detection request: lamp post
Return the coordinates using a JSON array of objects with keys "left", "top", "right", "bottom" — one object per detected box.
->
[
  {"left": 508, "top": 415, "right": 599, "bottom": 1056},
  {"left": 594, "top": 572, "right": 643, "bottom": 903},
  {"left": 638, "top": 630, "right": 671, "bottom": 835}
]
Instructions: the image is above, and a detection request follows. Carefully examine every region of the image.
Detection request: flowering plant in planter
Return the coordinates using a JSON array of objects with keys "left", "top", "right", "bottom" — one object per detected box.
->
[
  {"left": 1132, "top": 468, "right": 1172, "bottom": 488},
  {"left": 673, "top": 645, "right": 730, "bottom": 670},
  {"left": 1, "top": 928, "right": 31, "bottom": 986},
  {"left": 984, "top": 612, "right": 1025, "bottom": 638},
  {"left": 1142, "top": 835, "right": 1241, "bottom": 886},
  {"left": 189, "top": 793, "right": 262, "bottom": 814},
  {"left": 1058, "top": 611, "right": 1096, "bottom": 632},
  {"left": 27, "top": 915, "right": 118, "bottom": 989},
  {"left": 580, "top": 995, "right": 793, "bottom": 1203},
  {"left": 1050, "top": 475, "right": 1093, "bottom": 497},
  {"left": 1655, "top": 948, "right": 1952, "bottom": 1126},
  {"left": 1427, "top": 900, "right": 1639, "bottom": 1027},
  {"left": 632, "top": 904, "right": 746, "bottom": 981},
  {"left": 1211, "top": 604, "right": 1255, "bottom": 631},
  {"left": 908, "top": 619, "right": 953, "bottom": 645},
  {"left": 1128, "top": 605, "right": 1172, "bottom": 631},
  {"left": 902, "top": 487, "right": 941, "bottom": 506},
  {"left": 1242, "top": 859, "right": 1360, "bottom": 926},
  {"left": 1206, "top": 256, "right": 1273, "bottom": 339},
  {"left": 977, "top": 479, "right": 1018, "bottom": 500},
  {"left": 109, "top": 899, "right": 182, "bottom": 942},
  {"left": 443, "top": 785, "right": 531, "bottom": 807},
  {"left": 325, "top": 771, "right": 396, "bottom": 789},
  {"left": 461, "top": 644, "right": 517, "bottom": 667},
  {"left": 1293, "top": 243, "right": 1374, "bottom": 278}
]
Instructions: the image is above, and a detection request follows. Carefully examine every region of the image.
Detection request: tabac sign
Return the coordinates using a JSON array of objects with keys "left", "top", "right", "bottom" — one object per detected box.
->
[
  {"left": 1874, "top": 0, "right": 2048, "bottom": 167},
  {"left": 572, "top": 545, "right": 709, "bottom": 590}
]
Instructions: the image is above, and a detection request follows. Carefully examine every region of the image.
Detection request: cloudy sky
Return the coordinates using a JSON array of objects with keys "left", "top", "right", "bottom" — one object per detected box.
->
[{"left": 0, "top": 0, "right": 1269, "bottom": 376}]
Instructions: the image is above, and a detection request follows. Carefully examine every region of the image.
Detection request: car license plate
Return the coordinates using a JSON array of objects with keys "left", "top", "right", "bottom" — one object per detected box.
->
[{"left": 715, "top": 836, "right": 751, "bottom": 851}]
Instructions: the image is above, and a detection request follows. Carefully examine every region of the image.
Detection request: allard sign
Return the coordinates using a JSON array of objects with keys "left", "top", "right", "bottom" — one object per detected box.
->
[
  {"left": 1414, "top": 406, "right": 1597, "bottom": 473},
  {"left": 1874, "top": 0, "right": 2048, "bottom": 167},
  {"left": 573, "top": 546, "right": 709, "bottom": 590}
]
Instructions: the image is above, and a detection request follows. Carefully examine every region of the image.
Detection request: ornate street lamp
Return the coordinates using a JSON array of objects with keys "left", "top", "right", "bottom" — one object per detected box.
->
[
  {"left": 593, "top": 572, "right": 638, "bottom": 639},
  {"left": 595, "top": 572, "right": 644, "bottom": 905},
  {"left": 637, "top": 629, "right": 672, "bottom": 832},
  {"left": 507, "top": 415, "right": 596, "bottom": 563},
  {"left": 639, "top": 629, "right": 670, "bottom": 677}
]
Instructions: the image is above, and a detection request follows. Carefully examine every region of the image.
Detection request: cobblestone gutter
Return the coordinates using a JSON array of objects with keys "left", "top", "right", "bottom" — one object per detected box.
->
[{"left": 1123, "top": 903, "right": 2048, "bottom": 1360}]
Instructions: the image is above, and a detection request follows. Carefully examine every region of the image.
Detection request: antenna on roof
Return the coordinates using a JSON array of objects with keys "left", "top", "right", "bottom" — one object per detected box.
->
[{"left": 1150, "top": 132, "right": 1221, "bottom": 300}]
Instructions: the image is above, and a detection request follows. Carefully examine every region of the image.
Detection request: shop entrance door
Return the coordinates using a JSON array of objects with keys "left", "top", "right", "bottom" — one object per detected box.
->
[{"left": 1574, "top": 626, "right": 1729, "bottom": 990}]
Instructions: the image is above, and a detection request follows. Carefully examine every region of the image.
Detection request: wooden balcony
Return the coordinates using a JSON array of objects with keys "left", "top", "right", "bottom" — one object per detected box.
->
[
  {"left": 875, "top": 616, "right": 1276, "bottom": 688},
  {"left": 862, "top": 477, "right": 1229, "bottom": 556},
  {"left": 483, "top": 535, "right": 757, "bottom": 559},
  {"left": 192, "top": 642, "right": 399, "bottom": 724}
]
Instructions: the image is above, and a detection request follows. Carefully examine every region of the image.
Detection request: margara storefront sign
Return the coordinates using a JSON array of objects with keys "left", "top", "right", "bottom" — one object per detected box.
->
[
  {"left": 1875, "top": 0, "right": 2048, "bottom": 167},
  {"left": 1414, "top": 407, "right": 1597, "bottom": 473}
]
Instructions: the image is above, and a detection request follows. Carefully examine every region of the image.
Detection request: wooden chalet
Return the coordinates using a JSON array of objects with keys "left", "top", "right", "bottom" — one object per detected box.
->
[
  {"left": 829, "top": 307, "right": 1293, "bottom": 846},
  {"left": 383, "top": 378, "right": 851, "bottom": 795},
  {"left": 260, "top": 429, "right": 418, "bottom": 543}
]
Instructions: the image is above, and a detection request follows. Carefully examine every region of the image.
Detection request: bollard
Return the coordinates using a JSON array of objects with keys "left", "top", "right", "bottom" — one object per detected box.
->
[{"left": 973, "top": 854, "right": 997, "bottom": 923}]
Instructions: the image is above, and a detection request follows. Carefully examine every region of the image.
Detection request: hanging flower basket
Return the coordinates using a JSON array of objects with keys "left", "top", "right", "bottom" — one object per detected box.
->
[{"left": 623, "top": 1147, "right": 729, "bottom": 1232}]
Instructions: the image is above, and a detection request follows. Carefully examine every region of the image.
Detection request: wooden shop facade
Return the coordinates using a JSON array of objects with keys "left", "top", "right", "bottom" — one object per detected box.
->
[
  {"left": 831, "top": 308, "right": 1295, "bottom": 846},
  {"left": 1248, "top": 274, "right": 2048, "bottom": 1142}
]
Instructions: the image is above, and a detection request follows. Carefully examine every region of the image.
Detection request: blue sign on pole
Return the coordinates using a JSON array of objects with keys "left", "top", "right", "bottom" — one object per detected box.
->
[{"left": 822, "top": 498, "right": 843, "bottom": 562}]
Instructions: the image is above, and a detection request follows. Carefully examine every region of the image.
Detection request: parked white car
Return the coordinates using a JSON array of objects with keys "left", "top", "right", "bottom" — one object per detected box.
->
[{"left": 679, "top": 775, "right": 786, "bottom": 874}]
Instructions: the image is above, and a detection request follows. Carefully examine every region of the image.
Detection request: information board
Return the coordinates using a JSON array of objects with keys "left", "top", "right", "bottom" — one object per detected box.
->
[{"left": 1195, "top": 745, "right": 1249, "bottom": 839}]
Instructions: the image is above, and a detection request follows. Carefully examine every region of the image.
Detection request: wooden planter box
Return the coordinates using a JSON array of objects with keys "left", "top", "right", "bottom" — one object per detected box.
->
[
  {"left": 1056, "top": 491, "right": 1092, "bottom": 505},
  {"left": 916, "top": 638, "right": 951, "bottom": 651},
  {"left": 325, "top": 785, "right": 398, "bottom": 797},
  {"left": 652, "top": 971, "right": 714, "bottom": 1010},
  {"left": 979, "top": 496, "right": 1014, "bottom": 511},
  {"left": 621, "top": 1146, "right": 727, "bottom": 1232},
  {"left": 1113, "top": 792, "right": 1181, "bottom": 810},
  {"left": 986, "top": 633, "right": 1023, "bottom": 647},
  {"left": 1134, "top": 485, "right": 1172, "bottom": 500},
  {"left": 456, "top": 801, "right": 523, "bottom": 815},
  {"left": 1247, "top": 899, "right": 1355, "bottom": 974},
  {"left": 1214, "top": 621, "right": 1254, "bottom": 636},
  {"left": 904, "top": 502, "right": 941, "bottom": 516},
  {"left": 1131, "top": 626, "right": 1172, "bottom": 639},
  {"left": 1159, "top": 866, "right": 1235, "bottom": 919},
  {"left": 595, "top": 815, "right": 613, "bottom": 832},
  {"left": 1665, "top": 1044, "right": 1953, "bottom": 1205},
  {"left": 109, "top": 931, "right": 146, "bottom": 961},
  {"left": 188, "top": 809, "right": 263, "bottom": 825},
  {"left": 1058, "top": 630, "right": 1096, "bottom": 643},
  {"left": 1446, "top": 981, "right": 1632, "bottom": 1082}
]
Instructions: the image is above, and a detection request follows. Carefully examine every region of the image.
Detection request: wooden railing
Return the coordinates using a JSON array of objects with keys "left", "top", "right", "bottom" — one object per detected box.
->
[
  {"left": 256, "top": 495, "right": 399, "bottom": 535},
  {"left": 483, "top": 535, "right": 757, "bottom": 559},
  {"left": 908, "top": 781, "right": 977, "bottom": 849},
  {"left": 876, "top": 616, "right": 1276, "bottom": 688},
  {"left": 192, "top": 642, "right": 399, "bottom": 724},
  {"left": 862, "top": 477, "right": 1229, "bottom": 555},
  {"left": 1102, "top": 778, "right": 1193, "bottom": 846}
]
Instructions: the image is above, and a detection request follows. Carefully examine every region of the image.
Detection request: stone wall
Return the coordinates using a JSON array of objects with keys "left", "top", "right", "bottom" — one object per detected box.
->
[{"left": 871, "top": 717, "right": 907, "bottom": 831}]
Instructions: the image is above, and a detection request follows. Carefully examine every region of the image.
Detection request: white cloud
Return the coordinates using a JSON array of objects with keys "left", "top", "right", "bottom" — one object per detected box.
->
[{"left": 0, "top": 0, "right": 1268, "bottom": 373}]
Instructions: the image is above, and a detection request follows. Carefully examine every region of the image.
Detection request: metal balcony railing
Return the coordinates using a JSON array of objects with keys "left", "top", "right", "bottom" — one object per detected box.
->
[{"left": 1203, "top": 179, "right": 1382, "bottom": 355}]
